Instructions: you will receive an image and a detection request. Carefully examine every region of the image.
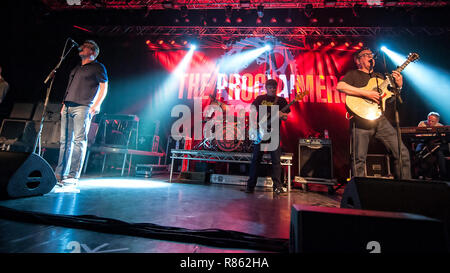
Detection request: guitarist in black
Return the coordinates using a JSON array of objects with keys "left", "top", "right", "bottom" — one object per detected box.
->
[
  {"left": 336, "top": 47, "right": 411, "bottom": 179},
  {"left": 245, "top": 79, "right": 290, "bottom": 194}
]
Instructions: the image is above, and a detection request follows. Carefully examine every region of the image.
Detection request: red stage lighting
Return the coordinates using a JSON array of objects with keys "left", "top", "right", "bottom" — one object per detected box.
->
[
  {"left": 256, "top": 17, "right": 262, "bottom": 24},
  {"left": 316, "top": 41, "right": 322, "bottom": 47},
  {"left": 358, "top": 42, "right": 364, "bottom": 47},
  {"left": 345, "top": 42, "right": 350, "bottom": 47},
  {"left": 146, "top": 40, "right": 151, "bottom": 45},
  {"left": 330, "top": 41, "right": 336, "bottom": 47},
  {"left": 158, "top": 39, "right": 164, "bottom": 45},
  {"left": 170, "top": 40, "right": 176, "bottom": 45},
  {"left": 225, "top": 17, "right": 231, "bottom": 24},
  {"left": 270, "top": 17, "right": 277, "bottom": 23},
  {"left": 236, "top": 17, "right": 243, "bottom": 23}
]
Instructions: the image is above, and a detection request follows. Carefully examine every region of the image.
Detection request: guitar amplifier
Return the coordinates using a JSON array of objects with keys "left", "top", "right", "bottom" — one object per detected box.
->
[{"left": 298, "top": 138, "right": 333, "bottom": 179}]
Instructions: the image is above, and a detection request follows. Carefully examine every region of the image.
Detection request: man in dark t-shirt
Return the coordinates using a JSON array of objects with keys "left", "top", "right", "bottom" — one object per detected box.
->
[
  {"left": 55, "top": 40, "right": 108, "bottom": 189},
  {"left": 337, "top": 47, "right": 411, "bottom": 179},
  {"left": 245, "top": 79, "right": 290, "bottom": 194}
]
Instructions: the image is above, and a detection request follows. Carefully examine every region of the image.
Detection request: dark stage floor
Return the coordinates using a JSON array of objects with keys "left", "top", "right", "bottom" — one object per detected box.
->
[{"left": 0, "top": 174, "right": 343, "bottom": 253}]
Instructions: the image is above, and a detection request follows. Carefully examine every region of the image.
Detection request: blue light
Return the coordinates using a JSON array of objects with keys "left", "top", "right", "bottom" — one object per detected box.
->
[
  {"left": 382, "top": 47, "right": 450, "bottom": 122},
  {"left": 380, "top": 46, "right": 387, "bottom": 52},
  {"left": 264, "top": 43, "right": 272, "bottom": 51},
  {"left": 218, "top": 44, "right": 272, "bottom": 73}
]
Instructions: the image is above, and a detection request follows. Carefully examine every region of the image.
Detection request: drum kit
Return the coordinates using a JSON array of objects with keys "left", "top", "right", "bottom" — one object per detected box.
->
[{"left": 193, "top": 100, "right": 253, "bottom": 152}]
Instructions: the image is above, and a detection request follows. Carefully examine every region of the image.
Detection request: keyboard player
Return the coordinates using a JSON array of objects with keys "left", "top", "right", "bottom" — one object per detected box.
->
[{"left": 415, "top": 112, "right": 448, "bottom": 180}]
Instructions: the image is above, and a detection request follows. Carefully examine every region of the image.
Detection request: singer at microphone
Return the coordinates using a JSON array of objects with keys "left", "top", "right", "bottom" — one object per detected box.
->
[{"left": 335, "top": 47, "right": 411, "bottom": 180}]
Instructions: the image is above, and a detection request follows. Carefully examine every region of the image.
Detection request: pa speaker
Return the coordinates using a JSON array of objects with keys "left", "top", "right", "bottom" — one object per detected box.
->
[
  {"left": 0, "top": 151, "right": 57, "bottom": 199},
  {"left": 290, "top": 204, "right": 448, "bottom": 253},
  {"left": 340, "top": 177, "right": 450, "bottom": 235}
]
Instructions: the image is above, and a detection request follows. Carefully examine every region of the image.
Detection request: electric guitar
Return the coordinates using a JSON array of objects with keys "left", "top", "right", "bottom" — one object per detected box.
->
[
  {"left": 345, "top": 52, "right": 420, "bottom": 121},
  {"left": 249, "top": 91, "right": 308, "bottom": 144}
]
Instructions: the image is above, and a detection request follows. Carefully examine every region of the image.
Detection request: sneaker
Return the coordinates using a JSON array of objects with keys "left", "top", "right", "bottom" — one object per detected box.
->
[
  {"left": 274, "top": 187, "right": 287, "bottom": 195},
  {"left": 61, "top": 178, "right": 79, "bottom": 186}
]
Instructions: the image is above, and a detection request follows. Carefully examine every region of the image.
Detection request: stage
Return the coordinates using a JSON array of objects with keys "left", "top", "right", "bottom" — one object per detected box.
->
[{"left": 0, "top": 174, "right": 342, "bottom": 253}]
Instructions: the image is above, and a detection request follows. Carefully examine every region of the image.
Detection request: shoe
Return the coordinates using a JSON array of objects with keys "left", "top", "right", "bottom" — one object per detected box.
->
[
  {"left": 274, "top": 187, "right": 287, "bottom": 195},
  {"left": 61, "top": 178, "right": 79, "bottom": 186}
]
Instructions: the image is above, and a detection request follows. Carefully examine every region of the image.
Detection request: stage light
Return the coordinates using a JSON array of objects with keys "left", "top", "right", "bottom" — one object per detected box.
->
[
  {"left": 345, "top": 42, "right": 350, "bottom": 47},
  {"left": 381, "top": 45, "right": 388, "bottom": 52},
  {"left": 382, "top": 47, "right": 450, "bottom": 122},
  {"left": 66, "top": 0, "right": 81, "bottom": 5},
  {"left": 170, "top": 40, "right": 176, "bottom": 45},
  {"left": 324, "top": 0, "right": 336, "bottom": 8},
  {"left": 225, "top": 5, "right": 232, "bottom": 20},
  {"left": 270, "top": 17, "right": 277, "bottom": 23},
  {"left": 330, "top": 41, "right": 336, "bottom": 47},
  {"left": 257, "top": 5, "right": 264, "bottom": 18},
  {"left": 162, "top": 1, "right": 174, "bottom": 9},
  {"left": 240, "top": 0, "right": 250, "bottom": 8},
  {"left": 190, "top": 44, "right": 197, "bottom": 50},
  {"left": 285, "top": 17, "right": 292, "bottom": 23},
  {"left": 358, "top": 42, "right": 364, "bottom": 47},
  {"left": 236, "top": 17, "right": 243, "bottom": 23},
  {"left": 180, "top": 5, "right": 188, "bottom": 17},
  {"left": 264, "top": 43, "right": 272, "bottom": 50},
  {"left": 256, "top": 17, "right": 262, "bottom": 24},
  {"left": 158, "top": 39, "right": 164, "bottom": 45},
  {"left": 146, "top": 40, "right": 151, "bottom": 45},
  {"left": 304, "top": 4, "right": 313, "bottom": 18},
  {"left": 225, "top": 17, "right": 231, "bottom": 24},
  {"left": 352, "top": 4, "right": 361, "bottom": 18}
]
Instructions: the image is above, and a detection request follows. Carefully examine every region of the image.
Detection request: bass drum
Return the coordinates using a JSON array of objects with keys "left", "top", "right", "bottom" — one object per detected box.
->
[{"left": 215, "top": 123, "right": 244, "bottom": 152}]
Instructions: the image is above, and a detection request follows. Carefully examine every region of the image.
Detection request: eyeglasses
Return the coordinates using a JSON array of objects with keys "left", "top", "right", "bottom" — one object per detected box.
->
[{"left": 358, "top": 53, "right": 376, "bottom": 59}]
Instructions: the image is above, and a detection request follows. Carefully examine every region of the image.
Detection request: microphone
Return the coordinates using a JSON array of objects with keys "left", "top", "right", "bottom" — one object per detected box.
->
[{"left": 68, "top": 38, "right": 81, "bottom": 51}]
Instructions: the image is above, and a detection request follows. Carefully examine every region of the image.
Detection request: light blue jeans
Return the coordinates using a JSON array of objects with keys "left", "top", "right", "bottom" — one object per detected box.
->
[{"left": 55, "top": 104, "right": 92, "bottom": 179}]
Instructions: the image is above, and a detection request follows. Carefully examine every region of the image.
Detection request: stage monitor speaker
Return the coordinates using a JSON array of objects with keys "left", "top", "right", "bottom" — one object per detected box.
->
[
  {"left": 290, "top": 204, "right": 448, "bottom": 253},
  {"left": 0, "top": 151, "right": 57, "bottom": 199},
  {"left": 298, "top": 138, "right": 332, "bottom": 179},
  {"left": 10, "top": 103, "right": 35, "bottom": 120},
  {"left": 32, "top": 103, "right": 61, "bottom": 122},
  {"left": 341, "top": 177, "right": 450, "bottom": 236}
]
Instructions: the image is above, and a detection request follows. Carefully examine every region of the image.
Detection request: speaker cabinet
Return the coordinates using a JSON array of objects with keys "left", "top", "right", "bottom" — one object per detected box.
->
[
  {"left": 0, "top": 152, "right": 57, "bottom": 199},
  {"left": 298, "top": 138, "right": 332, "bottom": 179},
  {"left": 341, "top": 177, "right": 450, "bottom": 236},
  {"left": 290, "top": 204, "right": 448, "bottom": 253}
]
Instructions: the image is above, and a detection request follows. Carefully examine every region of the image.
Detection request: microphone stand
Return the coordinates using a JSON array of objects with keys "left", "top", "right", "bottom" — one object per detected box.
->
[
  {"left": 33, "top": 39, "right": 78, "bottom": 155},
  {"left": 382, "top": 51, "right": 404, "bottom": 179}
]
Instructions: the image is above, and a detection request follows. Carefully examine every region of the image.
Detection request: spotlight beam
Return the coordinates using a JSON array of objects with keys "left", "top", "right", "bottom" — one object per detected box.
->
[
  {"left": 382, "top": 46, "right": 450, "bottom": 122},
  {"left": 218, "top": 45, "right": 271, "bottom": 73}
]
